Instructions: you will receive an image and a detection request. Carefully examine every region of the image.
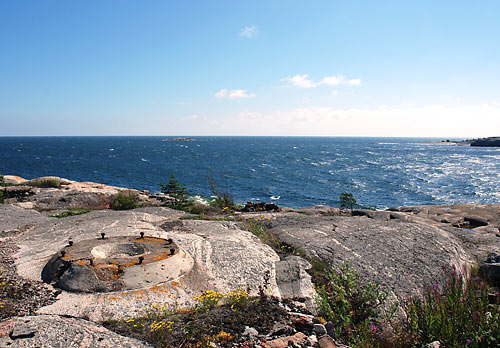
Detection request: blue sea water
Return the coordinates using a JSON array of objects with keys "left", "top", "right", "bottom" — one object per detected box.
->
[{"left": 1, "top": 136, "right": 499, "bottom": 209}]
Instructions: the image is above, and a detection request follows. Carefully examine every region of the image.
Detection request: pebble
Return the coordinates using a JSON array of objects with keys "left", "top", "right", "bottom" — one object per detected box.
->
[{"left": 312, "top": 323, "right": 327, "bottom": 336}]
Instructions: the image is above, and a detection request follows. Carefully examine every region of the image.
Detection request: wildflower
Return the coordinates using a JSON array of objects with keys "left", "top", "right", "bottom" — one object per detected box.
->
[
  {"left": 370, "top": 325, "right": 377, "bottom": 331},
  {"left": 466, "top": 339, "right": 472, "bottom": 345}
]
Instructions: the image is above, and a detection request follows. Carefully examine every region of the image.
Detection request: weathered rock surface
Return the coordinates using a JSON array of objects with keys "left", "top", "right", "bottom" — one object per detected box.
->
[{"left": 0, "top": 315, "right": 152, "bottom": 347}]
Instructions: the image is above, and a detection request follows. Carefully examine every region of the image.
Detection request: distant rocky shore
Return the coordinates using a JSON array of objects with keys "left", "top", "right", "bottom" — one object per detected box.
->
[{"left": 1, "top": 175, "right": 499, "bottom": 347}]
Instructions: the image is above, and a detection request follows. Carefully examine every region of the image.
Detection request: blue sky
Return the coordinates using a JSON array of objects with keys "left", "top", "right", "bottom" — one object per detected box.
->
[{"left": 1, "top": 1, "right": 499, "bottom": 136}]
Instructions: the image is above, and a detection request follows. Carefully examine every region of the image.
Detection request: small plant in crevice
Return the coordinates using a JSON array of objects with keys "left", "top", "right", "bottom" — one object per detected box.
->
[{"left": 50, "top": 208, "right": 91, "bottom": 218}]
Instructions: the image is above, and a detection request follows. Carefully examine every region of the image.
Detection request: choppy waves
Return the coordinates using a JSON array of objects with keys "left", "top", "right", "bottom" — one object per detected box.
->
[{"left": 1, "top": 136, "right": 499, "bottom": 209}]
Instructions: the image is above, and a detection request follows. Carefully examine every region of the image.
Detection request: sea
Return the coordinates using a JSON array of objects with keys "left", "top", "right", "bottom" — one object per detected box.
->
[{"left": 1, "top": 136, "right": 499, "bottom": 209}]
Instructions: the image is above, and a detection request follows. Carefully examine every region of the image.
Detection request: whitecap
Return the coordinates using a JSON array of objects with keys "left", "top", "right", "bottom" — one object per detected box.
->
[{"left": 270, "top": 196, "right": 280, "bottom": 200}]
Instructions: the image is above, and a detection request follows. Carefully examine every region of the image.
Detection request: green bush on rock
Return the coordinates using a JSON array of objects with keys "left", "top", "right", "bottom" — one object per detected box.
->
[{"left": 112, "top": 190, "right": 139, "bottom": 210}]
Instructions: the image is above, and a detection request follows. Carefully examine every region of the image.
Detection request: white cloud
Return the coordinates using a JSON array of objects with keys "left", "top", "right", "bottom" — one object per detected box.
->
[
  {"left": 282, "top": 74, "right": 317, "bottom": 88},
  {"left": 187, "top": 104, "right": 500, "bottom": 137},
  {"left": 283, "top": 74, "right": 361, "bottom": 88},
  {"left": 214, "top": 88, "right": 255, "bottom": 99},
  {"left": 320, "top": 75, "right": 361, "bottom": 86},
  {"left": 348, "top": 78, "right": 361, "bottom": 86},
  {"left": 240, "top": 25, "right": 258, "bottom": 38}
]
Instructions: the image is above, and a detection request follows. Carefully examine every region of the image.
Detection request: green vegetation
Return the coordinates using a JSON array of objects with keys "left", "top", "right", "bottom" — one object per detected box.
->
[
  {"left": 401, "top": 266, "right": 500, "bottom": 348},
  {"left": 160, "top": 174, "right": 192, "bottom": 210},
  {"left": 27, "top": 176, "right": 62, "bottom": 188},
  {"left": 339, "top": 192, "right": 356, "bottom": 214},
  {"left": 103, "top": 289, "right": 286, "bottom": 348},
  {"left": 315, "top": 264, "right": 390, "bottom": 347},
  {"left": 207, "top": 172, "right": 238, "bottom": 210},
  {"left": 112, "top": 190, "right": 139, "bottom": 210},
  {"left": 0, "top": 174, "right": 5, "bottom": 203},
  {"left": 50, "top": 208, "right": 91, "bottom": 218}
]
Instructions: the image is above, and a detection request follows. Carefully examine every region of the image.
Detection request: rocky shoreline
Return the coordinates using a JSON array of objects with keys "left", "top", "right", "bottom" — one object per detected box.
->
[{"left": 1, "top": 175, "right": 499, "bottom": 347}]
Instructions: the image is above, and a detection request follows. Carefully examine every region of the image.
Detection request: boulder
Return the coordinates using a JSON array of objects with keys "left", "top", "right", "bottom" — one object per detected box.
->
[
  {"left": 4, "top": 185, "right": 34, "bottom": 198},
  {"left": 480, "top": 253, "right": 500, "bottom": 286},
  {"left": 242, "top": 201, "right": 281, "bottom": 212},
  {"left": 0, "top": 315, "right": 152, "bottom": 347}
]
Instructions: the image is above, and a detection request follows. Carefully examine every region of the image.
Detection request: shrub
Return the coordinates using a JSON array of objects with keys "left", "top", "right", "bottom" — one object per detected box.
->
[
  {"left": 315, "top": 264, "right": 388, "bottom": 346},
  {"left": 207, "top": 172, "right": 238, "bottom": 211},
  {"left": 112, "top": 190, "right": 139, "bottom": 210},
  {"left": 27, "top": 176, "right": 62, "bottom": 188}
]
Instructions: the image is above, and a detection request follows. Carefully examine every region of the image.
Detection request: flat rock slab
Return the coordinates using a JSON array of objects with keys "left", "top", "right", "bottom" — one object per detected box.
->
[
  {"left": 0, "top": 315, "right": 152, "bottom": 348},
  {"left": 10, "top": 207, "right": 306, "bottom": 321}
]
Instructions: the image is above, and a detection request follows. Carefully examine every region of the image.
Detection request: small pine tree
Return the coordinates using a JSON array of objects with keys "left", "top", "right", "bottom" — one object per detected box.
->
[
  {"left": 160, "top": 174, "right": 191, "bottom": 209},
  {"left": 339, "top": 192, "right": 356, "bottom": 215}
]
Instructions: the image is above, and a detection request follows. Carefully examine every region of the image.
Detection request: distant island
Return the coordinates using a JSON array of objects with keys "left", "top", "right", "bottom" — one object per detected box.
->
[
  {"left": 431, "top": 136, "right": 500, "bottom": 147},
  {"left": 163, "top": 137, "right": 198, "bottom": 142}
]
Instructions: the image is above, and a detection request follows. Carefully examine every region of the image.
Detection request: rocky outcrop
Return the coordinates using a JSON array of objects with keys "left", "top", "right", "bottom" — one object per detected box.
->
[
  {"left": 5, "top": 206, "right": 313, "bottom": 321},
  {"left": 470, "top": 136, "right": 500, "bottom": 147},
  {"left": 260, "top": 203, "right": 500, "bottom": 301},
  {"left": 2, "top": 176, "right": 500, "bottom": 347}
]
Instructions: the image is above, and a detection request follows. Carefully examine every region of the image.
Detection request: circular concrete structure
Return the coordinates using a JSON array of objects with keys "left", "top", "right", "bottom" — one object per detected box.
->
[{"left": 42, "top": 236, "right": 190, "bottom": 293}]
